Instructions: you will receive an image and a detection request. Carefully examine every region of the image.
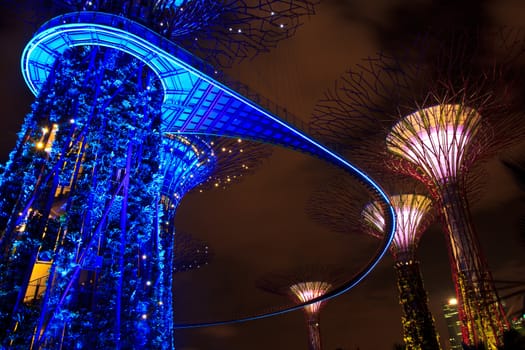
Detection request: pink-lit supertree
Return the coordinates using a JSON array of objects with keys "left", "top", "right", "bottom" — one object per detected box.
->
[
  {"left": 258, "top": 267, "right": 344, "bottom": 350},
  {"left": 309, "top": 29, "right": 525, "bottom": 348},
  {"left": 307, "top": 174, "right": 442, "bottom": 349},
  {"left": 384, "top": 101, "right": 509, "bottom": 350}
]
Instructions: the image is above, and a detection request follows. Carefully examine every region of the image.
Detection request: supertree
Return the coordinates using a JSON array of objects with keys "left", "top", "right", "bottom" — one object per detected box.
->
[
  {"left": 385, "top": 97, "right": 510, "bottom": 350},
  {"left": 0, "top": 2, "right": 397, "bottom": 350},
  {"left": 309, "top": 28, "right": 525, "bottom": 348},
  {"left": 307, "top": 173, "right": 442, "bottom": 350},
  {"left": 0, "top": 73, "right": 271, "bottom": 348},
  {"left": 0, "top": 1, "right": 311, "bottom": 348},
  {"left": 258, "top": 266, "right": 345, "bottom": 350}
]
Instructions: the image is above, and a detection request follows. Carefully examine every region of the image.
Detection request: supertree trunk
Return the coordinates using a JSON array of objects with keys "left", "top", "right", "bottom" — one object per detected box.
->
[
  {"left": 0, "top": 45, "right": 176, "bottom": 349},
  {"left": 439, "top": 181, "right": 507, "bottom": 349},
  {"left": 394, "top": 260, "right": 441, "bottom": 350},
  {"left": 305, "top": 313, "right": 322, "bottom": 350}
]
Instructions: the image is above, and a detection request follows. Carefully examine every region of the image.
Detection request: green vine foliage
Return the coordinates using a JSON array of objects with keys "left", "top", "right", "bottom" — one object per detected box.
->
[{"left": 394, "top": 260, "right": 442, "bottom": 350}]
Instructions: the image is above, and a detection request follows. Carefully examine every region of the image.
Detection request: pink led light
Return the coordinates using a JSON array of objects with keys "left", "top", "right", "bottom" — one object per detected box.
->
[
  {"left": 387, "top": 104, "right": 481, "bottom": 182},
  {"left": 363, "top": 195, "right": 433, "bottom": 252},
  {"left": 289, "top": 281, "right": 331, "bottom": 314}
]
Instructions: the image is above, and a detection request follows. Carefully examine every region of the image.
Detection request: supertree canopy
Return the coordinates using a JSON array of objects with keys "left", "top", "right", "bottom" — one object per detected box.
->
[
  {"left": 386, "top": 104, "right": 482, "bottom": 186},
  {"left": 289, "top": 281, "right": 331, "bottom": 317},
  {"left": 307, "top": 173, "right": 442, "bottom": 350},
  {"left": 160, "top": 134, "right": 216, "bottom": 207},
  {"left": 363, "top": 193, "right": 434, "bottom": 262},
  {"left": 309, "top": 28, "right": 525, "bottom": 348},
  {"left": 258, "top": 266, "right": 345, "bottom": 350}
]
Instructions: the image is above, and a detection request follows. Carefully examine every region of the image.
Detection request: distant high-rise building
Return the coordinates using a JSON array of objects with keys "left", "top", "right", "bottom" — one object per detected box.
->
[{"left": 443, "top": 298, "right": 463, "bottom": 350}]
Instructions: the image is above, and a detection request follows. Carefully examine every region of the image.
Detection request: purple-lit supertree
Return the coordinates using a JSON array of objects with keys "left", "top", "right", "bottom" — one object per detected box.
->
[
  {"left": 307, "top": 174, "right": 442, "bottom": 349},
  {"left": 385, "top": 99, "right": 510, "bottom": 350},
  {"left": 309, "top": 29, "right": 525, "bottom": 348},
  {"left": 258, "top": 267, "right": 344, "bottom": 350},
  {"left": 0, "top": 1, "right": 316, "bottom": 348}
]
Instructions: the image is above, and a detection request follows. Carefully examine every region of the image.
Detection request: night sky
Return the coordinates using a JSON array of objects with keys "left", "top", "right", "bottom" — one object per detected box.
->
[{"left": 1, "top": 1, "right": 525, "bottom": 349}]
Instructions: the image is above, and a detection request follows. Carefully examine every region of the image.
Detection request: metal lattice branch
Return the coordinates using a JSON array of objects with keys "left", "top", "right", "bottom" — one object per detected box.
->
[
  {"left": 179, "top": 0, "right": 320, "bottom": 68},
  {"left": 306, "top": 170, "right": 373, "bottom": 236},
  {"left": 310, "top": 53, "right": 404, "bottom": 150},
  {"left": 173, "top": 230, "right": 212, "bottom": 273},
  {"left": 48, "top": 0, "right": 320, "bottom": 68},
  {"left": 310, "top": 28, "right": 525, "bottom": 156},
  {"left": 194, "top": 137, "right": 273, "bottom": 192}
]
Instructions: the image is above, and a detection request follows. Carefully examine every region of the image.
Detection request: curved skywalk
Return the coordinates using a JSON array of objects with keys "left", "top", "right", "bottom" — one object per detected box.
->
[{"left": 20, "top": 11, "right": 395, "bottom": 327}]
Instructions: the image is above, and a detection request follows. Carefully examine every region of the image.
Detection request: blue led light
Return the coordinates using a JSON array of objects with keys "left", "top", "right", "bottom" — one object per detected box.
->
[
  {"left": 160, "top": 134, "right": 216, "bottom": 206},
  {"left": 21, "top": 11, "right": 396, "bottom": 328}
]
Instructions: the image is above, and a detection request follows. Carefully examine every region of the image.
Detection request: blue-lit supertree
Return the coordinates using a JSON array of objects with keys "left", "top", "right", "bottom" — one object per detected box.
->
[
  {"left": 0, "top": 1, "right": 319, "bottom": 348},
  {"left": 0, "top": 47, "right": 169, "bottom": 348}
]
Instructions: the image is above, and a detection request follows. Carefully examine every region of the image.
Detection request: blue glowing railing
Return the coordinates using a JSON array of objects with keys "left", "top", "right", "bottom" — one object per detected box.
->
[{"left": 36, "top": 11, "right": 218, "bottom": 77}]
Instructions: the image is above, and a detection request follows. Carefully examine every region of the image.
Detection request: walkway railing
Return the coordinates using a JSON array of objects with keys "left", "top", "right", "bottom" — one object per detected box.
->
[{"left": 24, "top": 275, "right": 49, "bottom": 303}]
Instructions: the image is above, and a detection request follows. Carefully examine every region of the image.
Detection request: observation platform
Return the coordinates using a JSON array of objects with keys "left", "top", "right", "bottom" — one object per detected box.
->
[{"left": 20, "top": 11, "right": 395, "bottom": 326}]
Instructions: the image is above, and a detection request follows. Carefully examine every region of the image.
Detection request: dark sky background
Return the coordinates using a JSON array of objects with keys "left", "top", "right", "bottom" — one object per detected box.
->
[{"left": 1, "top": 1, "right": 525, "bottom": 349}]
